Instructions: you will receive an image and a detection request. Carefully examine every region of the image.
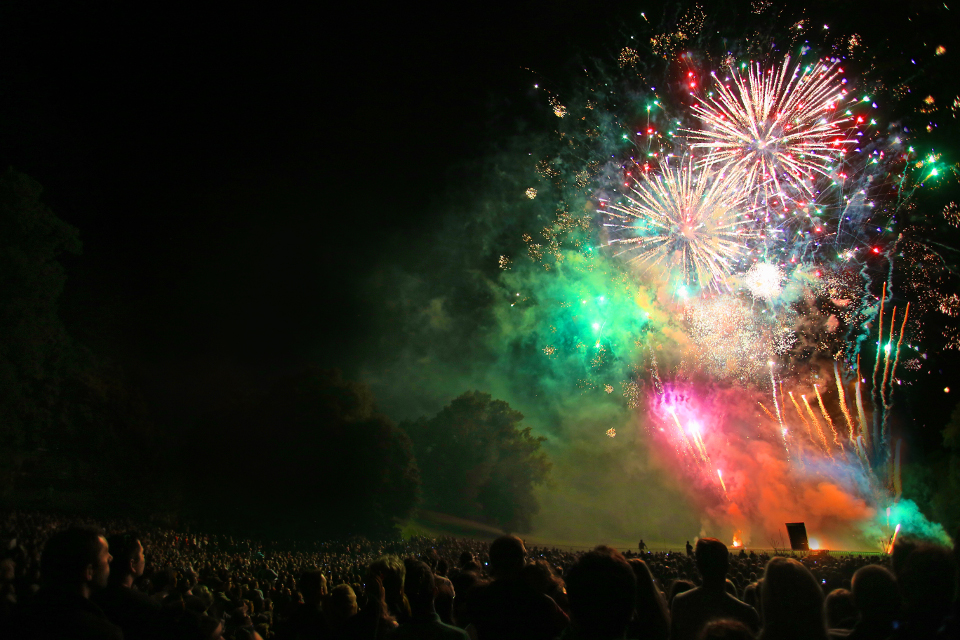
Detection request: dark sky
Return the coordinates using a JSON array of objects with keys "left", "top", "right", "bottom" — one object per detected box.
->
[
  {"left": 1, "top": 0, "right": 957, "bottom": 433},
  {"left": 0, "top": 1, "right": 636, "bottom": 421}
]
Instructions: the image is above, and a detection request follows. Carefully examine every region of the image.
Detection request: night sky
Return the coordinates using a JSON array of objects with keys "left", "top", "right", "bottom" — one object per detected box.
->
[
  {"left": 2, "top": 1, "right": 959, "bottom": 544},
  {"left": 0, "top": 0, "right": 643, "bottom": 423}
]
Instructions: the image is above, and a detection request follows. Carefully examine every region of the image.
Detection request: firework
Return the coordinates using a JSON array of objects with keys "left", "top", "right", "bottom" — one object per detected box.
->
[
  {"left": 743, "top": 262, "right": 786, "bottom": 300},
  {"left": 604, "top": 160, "right": 756, "bottom": 290},
  {"left": 508, "top": 4, "right": 957, "bottom": 549},
  {"left": 685, "top": 57, "right": 854, "bottom": 212}
]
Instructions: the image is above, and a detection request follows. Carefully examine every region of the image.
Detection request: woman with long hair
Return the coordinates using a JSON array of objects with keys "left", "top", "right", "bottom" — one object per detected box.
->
[
  {"left": 627, "top": 558, "right": 670, "bottom": 640},
  {"left": 758, "top": 558, "right": 828, "bottom": 640}
]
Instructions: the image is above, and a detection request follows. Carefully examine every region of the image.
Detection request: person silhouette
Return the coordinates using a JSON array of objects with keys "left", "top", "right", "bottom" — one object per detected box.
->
[
  {"left": 638, "top": 540, "right": 647, "bottom": 553},
  {"left": 686, "top": 541, "right": 694, "bottom": 557}
]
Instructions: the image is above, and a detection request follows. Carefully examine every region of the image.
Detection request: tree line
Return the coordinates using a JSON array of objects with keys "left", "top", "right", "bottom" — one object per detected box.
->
[{"left": 0, "top": 169, "right": 550, "bottom": 538}]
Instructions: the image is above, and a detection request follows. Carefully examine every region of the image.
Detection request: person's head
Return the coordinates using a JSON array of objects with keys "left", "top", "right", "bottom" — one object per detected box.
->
[
  {"left": 434, "top": 575, "right": 455, "bottom": 625},
  {"left": 298, "top": 569, "right": 326, "bottom": 606},
  {"left": 760, "top": 557, "right": 827, "bottom": 640},
  {"left": 695, "top": 538, "right": 729, "bottom": 585},
  {"left": 699, "top": 619, "right": 756, "bottom": 640},
  {"left": 403, "top": 560, "right": 436, "bottom": 613},
  {"left": 850, "top": 564, "right": 899, "bottom": 624},
  {"left": 0, "top": 558, "right": 15, "bottom": 583},
  {"left": 107, "top": 532, "right": 145, "bottom": 584},
  {"left": 488, "top": 535, "right": 526, "bottom": 579},
  {"left": 521, "top": 559, "right": 563, "bottom": 596},
  {"left": 628, "top": 558, "right": 669, "bottom": 635},
  {"left": 668, "top": 578, "right": 695, "bottom": 607},
  {"left": 823, "top": 588, "right": 857, "bottom": 630},
  {"left": 327, "top": 584, "right": 358, "bottom": 622},
  {"left": 895, "top": 542, "right": 955, "bottom": 628},
  {"left": 367, "top": 555, "right": 406, "bottom": 610},
  {"left": 154, "top": 568, "right": 178, "bottom": 593},
  {"left": 742, "top": 581, "right": 762, "bottom": 618},
  {"left": 565, "top": 545, "right": 636, "bottom": 639},
  {"left": 41, "top": 527, "right": 111, "bottom": 593}
]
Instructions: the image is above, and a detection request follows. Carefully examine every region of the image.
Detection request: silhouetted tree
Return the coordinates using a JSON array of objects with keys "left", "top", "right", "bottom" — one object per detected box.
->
[
  {"left": 0, "top": 169, "right": 80, "bottom": 498},
  {"left": 402, "top": 391, "right": 551, "bottom": 532},
  {"left": 189, "top": 368, "right": 421, "bottom": 539},
  {"left": 0, "top": 169, "right": 161, "bottom": 512}
]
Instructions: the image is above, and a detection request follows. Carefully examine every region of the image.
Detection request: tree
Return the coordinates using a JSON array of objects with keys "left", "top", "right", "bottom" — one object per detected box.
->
[
  {"left": 188, "top": 368, "right": 421, "bottom": 539},
  {"left": 0, "top": 168, "right": 81, "bottom": 499},
  {"left": 924, "top": 402, "right": 960, "bottom": 535},
  {"left": 0, "top": 169, "right": 165, "bottom": 513},
  {"left": 402, "top": 391, "right": 551, "bottom": 532}
]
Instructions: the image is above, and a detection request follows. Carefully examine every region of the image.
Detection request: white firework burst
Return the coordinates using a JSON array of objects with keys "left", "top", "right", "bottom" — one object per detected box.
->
[
  {"left": 743, "top": 262, "right": 785, "bottom": 300},
  {"left": 684, "top": 57, "right": 853, "bottom": 209},
  {"left": 603, "top": 160, "right": 756, "bottom": 290}
]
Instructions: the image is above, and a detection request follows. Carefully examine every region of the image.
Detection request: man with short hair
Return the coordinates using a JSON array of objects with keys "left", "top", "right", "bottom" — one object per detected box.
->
[
  {"left": 669, "top": 538, "right": 759, "bottom": 640},
  {"left": 392, "top": 560, "right": 468, "bottom": 640},
  {"left": 471, "top": 535, "right": 568, "bottom": 640},
  {"left": 13, "top": 526, "right": 122, "bottom": 640},
  {"left": 93, "top": 532, "right": 161, "bottom": 640}
]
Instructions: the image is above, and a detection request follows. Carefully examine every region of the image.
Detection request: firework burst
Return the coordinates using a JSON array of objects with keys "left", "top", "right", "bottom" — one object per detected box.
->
[
  {"left": 685, "top": 57, "right": 854, "bottom": 213},
  {"left": 603, "top": 160, "right": 756, "bottom": 291}
]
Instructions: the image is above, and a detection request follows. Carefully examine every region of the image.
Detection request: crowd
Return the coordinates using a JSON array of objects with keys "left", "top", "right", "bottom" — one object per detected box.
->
[{"left": 0, "top": 510, "right": 956, "bottom": 639}]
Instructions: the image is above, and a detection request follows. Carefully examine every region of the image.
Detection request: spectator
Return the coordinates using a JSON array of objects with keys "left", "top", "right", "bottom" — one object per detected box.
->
[
  {"left": 471, "top": 535, "right": 568, "bottom": 640},
  {"left": 391, "top": 560, "right": 468, "bottom": 639},
  {"left": 13, "top": 526, "right": 122, "bottom": 640},
  {"left": 93, "top": 532, "right": 161, "bottom": 640},
  {"left": 562, "top": 545, "right": 635, "bottom": 640},
  {"left": 151, "top": 567, "right": 177, "bottom": 604},
  {"left": 447, "top": 567, "right": 485, "bottom": 629},
  {"left": 758, "top": 557, "right": 827, "bottom": 640},
  {"left": 671, "top": 538, "right": 760, "bottom": 640},
  {"left": 373, "top": 555, "right": 410, "bottom": 624},
  {"left": 742, "top": 581, "right": 761, "bottom": 620},
  {"left": 893, "top": 542, "right": 955, "bottom": 639},
  {"left": 327, "top": 584, "right": 358, "bottom": 637},
  {"left": 699, "top": 619, "right": 756, "bottom": 640},
  {"left": 847, "top": 564, "right": 900, "bottom": 640},
  {"left": 432, "top": 574, "right": 455, "bottom": 626},
  {"left": 521, "top": 559, "right": 569, "bottom": 611},
  {"left": 669, "top": 578, "right": 696, "bottom": 608},
  {"left": 275, "top": 569, "right": 328, "bottom": 639},
  {"left": 627, "top": 558, "right": 670, "bottom": 640},
  {"left": 823, "top": 588, "right": 857, "bottom": 633},
  {"left": 344, "top": 556, "right": 405, "bottom": 640}
]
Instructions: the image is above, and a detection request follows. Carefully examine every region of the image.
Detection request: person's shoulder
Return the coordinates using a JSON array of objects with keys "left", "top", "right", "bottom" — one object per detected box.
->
[
  {"left": 722, "top": 592, "right": 755, "bottom": 611},
  {"left": 671, "top": 586, "right": 703, "bottom": 608},
  {"left": 390, "top": 619, "right": 469, "bottom": 640},
  {"left": 434, "top": 620, "right": 471, "bottom": 639},
  {"left": 722, "top": 593, "right": 760, "bottom": 622},
  {"left": 114, "top": 585, "right": 161, "bottom": 610}
]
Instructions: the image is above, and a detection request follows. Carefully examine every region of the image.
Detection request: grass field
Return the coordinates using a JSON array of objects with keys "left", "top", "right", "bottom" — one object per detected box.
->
[{"left": 399, "top": 511, "right": 885, "bottom": 556}]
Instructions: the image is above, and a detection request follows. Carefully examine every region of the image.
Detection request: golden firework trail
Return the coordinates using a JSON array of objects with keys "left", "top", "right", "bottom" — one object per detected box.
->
[
  {"left": 801, "top": 394, "right": 831, "bottom": 454},
  {"left": 814, "top": 384, "right": 843, "bottom": 450},
  {"left": 788, "top": 391, "right": 815, "bottom": 442},
  {"left": 833, "top": 361, "right": 857, "bottom": 444}
]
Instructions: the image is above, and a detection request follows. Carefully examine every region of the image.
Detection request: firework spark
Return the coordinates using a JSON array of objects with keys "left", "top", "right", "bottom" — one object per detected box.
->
[
  {"left": 744, "top": 262, "right": 785, "bottom": 300},
  {"left": 685, "top": 57, "right": 853, "bottom": 211},
  {"left": 604, "top": 161, "right": 755, "bottom": 290}
]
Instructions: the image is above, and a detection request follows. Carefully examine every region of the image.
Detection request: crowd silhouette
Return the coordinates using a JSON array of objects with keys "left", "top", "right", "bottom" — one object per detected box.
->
[{"left": 0, "top": 511, "right": 956, "bottom": 639}]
